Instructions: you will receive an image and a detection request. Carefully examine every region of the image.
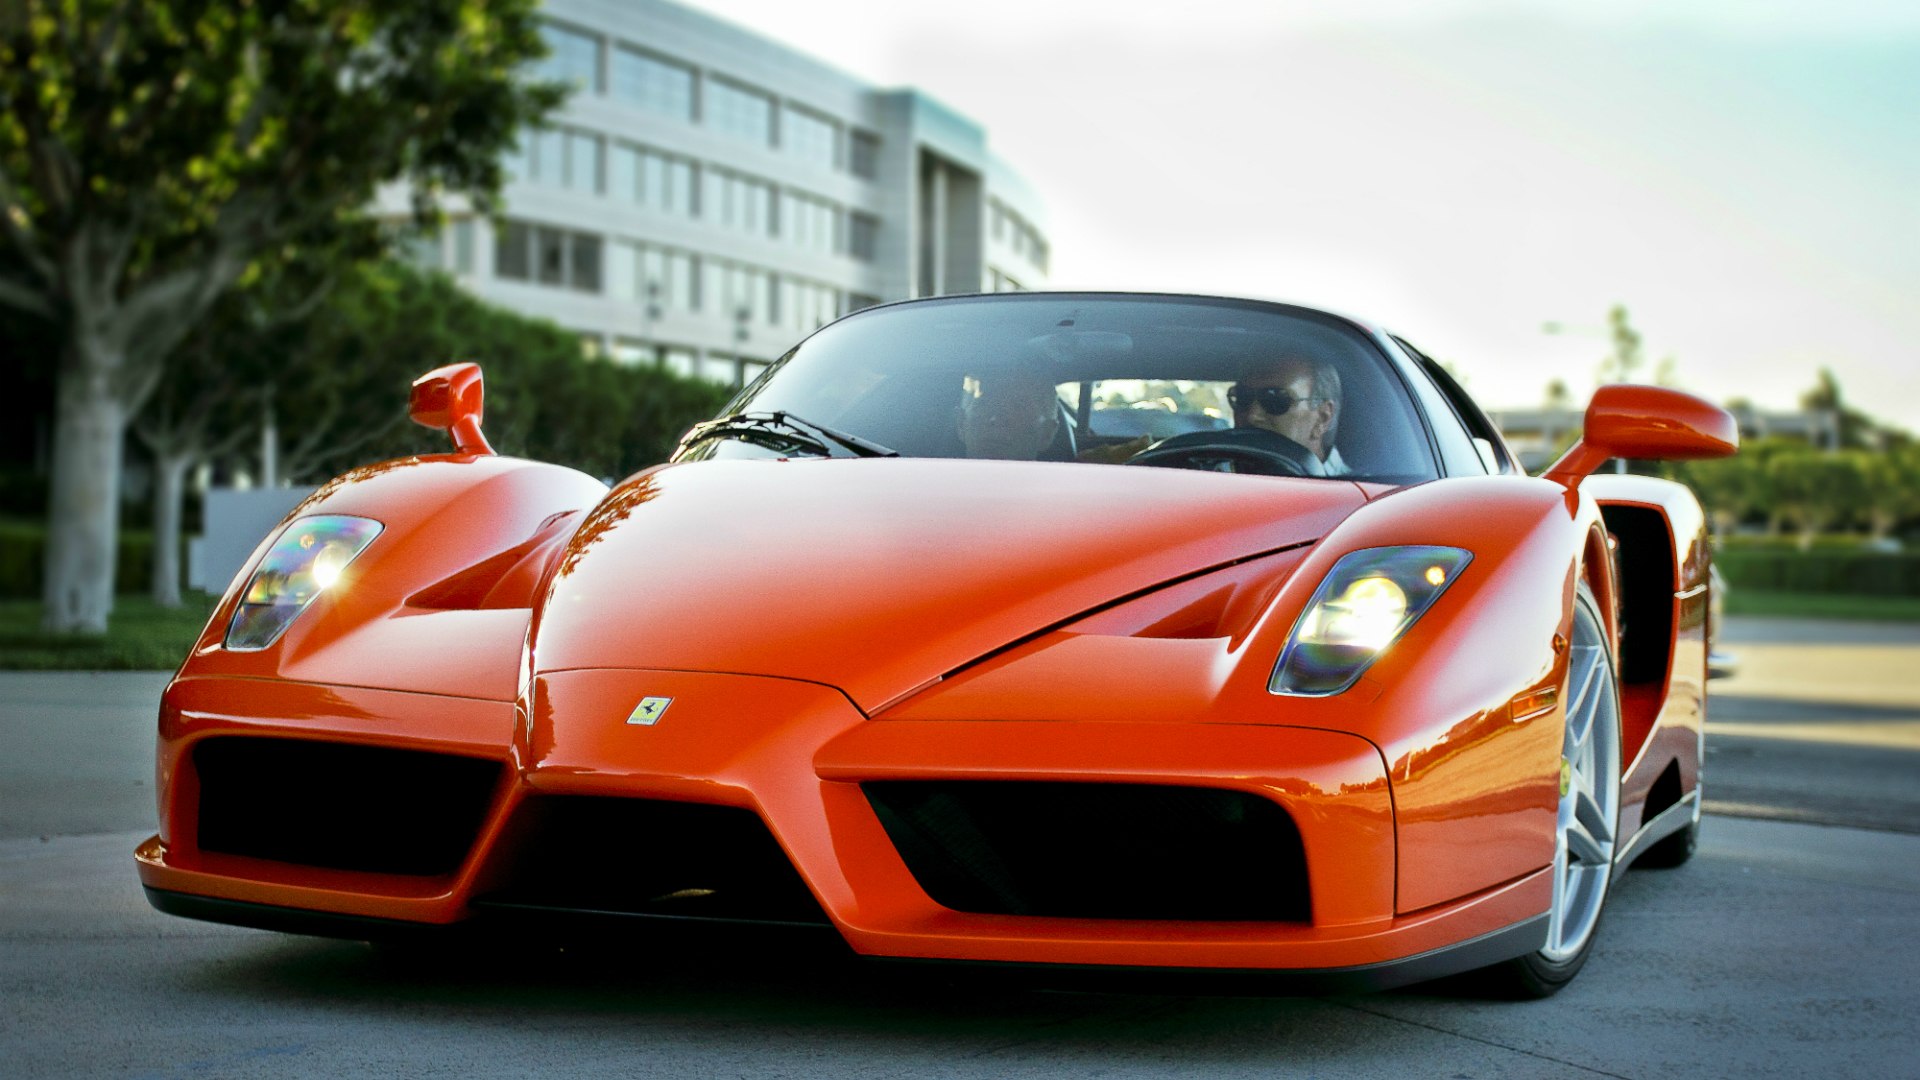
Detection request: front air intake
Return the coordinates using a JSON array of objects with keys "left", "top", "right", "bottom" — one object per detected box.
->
[
  {"left": 195, "top": 737, "right": 502, "bottom": 876},
  {"left": 476, "top": 797, "right": 832, "bottom": 926},
  {"left": 864, "top": 781, "right": 1310, "bottom": 921}
]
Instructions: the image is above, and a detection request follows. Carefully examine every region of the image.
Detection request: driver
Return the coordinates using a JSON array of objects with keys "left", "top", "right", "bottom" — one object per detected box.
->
[
  {"left": 1229, "top": 356, "right": 1349, "bottom": 476},
  {"left": 957, "top": 370, "right": 1062, "bottom": 460}
]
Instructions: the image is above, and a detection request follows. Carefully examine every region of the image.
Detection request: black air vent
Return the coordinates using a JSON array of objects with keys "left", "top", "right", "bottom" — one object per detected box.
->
[
  {"left": 479, "top": 797, "right": 831, "bottom": 926},
  {"left": 865, "top": 781, "right": 1310, "bottom": 921},
  {"left": 195, "top": 738, "right": 501, "bottom": 876}
]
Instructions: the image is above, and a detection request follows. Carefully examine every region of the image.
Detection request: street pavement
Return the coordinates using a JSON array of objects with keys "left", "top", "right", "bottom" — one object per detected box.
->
[
  {"left": 1707, "top": 617, "right": 1920, "bottom": 834},
  {"left": 1, "top": 617, "right": 1917, "bottom": 1078}
]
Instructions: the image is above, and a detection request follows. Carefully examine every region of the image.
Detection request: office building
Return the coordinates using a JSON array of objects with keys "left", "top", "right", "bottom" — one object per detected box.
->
[{"left": 386, "top": 0, "right": 1052, "bottom": 386}]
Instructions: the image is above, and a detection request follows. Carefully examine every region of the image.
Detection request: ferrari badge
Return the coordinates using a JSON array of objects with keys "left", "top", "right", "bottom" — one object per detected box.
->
[{"left": 627, "top": 696, "right": 673, "bottom": 726}]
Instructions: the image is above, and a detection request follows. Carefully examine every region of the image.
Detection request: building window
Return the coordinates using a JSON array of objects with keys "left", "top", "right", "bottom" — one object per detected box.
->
[
  {"left": 570, "top": 233, "right": 602, "bottom": 293},
  {"left": 495, "top": 219, "right": 602, "bottom": 293},
  {"left": 701, "top": 260, "right": 775, "bottom": 326},
  {"left": 565, "top": 130, "right": 602, "bottom": 194},
  {"left": 536, "top": 227, "right": 566, "bottom": 285},
  {"left": 399, "top": 229, "right": 441, "bottom": 270},
  {"left": 452, "top": 220, "right": 475, "bottom": 274},
  {"left": 609, "top": 143, "right": 638, "bottom": 203},
  {"left": 609, "top": 239, "right": 637, "bottom": 300},
  {"left": 495, "top": 221, "right": 531, "bottom": 280},
  {"left": 848, "top": 212, "right": 878, "bottom": 262},
  {"left": 614, "top": 143, "right": 698, "bottom": 216},
  {"left": 503, "top": 133, "right": 530, "bottom": 183},
  {"left": 516, "top": 126, "right": 603, "bottom": 193},
  {"left": 705, "top": 169, "right": 774, "bottom": 236},
  {"left": 610, "top": 45, "right": 694, "bottom": 120},
  {"left": 780, "top": 278, "right": 840, "bottom": 332},
  {"left": 668, "top": 159, "right": 696, "bottom": 216},
  {"left": 849, "top": 131, "right": 880, "bottom": 179},
  {"left": 707, "top": 78, "right": 774, "bottom": 146},
  {"left": 664, "top": 347, "right": 699, "bottom": 377},
  {"left": 610, "top": 338, "right": 656, "bottom": 368},
  {"left": 781, "top": 191, "right": 840, "bottom": 256},
  {"left": 534, "top": 127, "right": 564, "bottom": 182},
  {"left": 666, "top": 250, "right": 694, "bottom": 310},
  {"left": 537, "top": 23, "right": 600, "bottom": 93},
  {"left": 784, "top": 106, "right": 838, "bottom": 170},
  {"left": 847, "top": 293, "right": 880, "bottom": 313}
]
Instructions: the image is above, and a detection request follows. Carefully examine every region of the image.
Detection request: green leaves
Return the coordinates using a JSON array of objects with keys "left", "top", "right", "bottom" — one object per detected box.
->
[{"left": 0, "top": 0, "right": 558, "bottom": 332}]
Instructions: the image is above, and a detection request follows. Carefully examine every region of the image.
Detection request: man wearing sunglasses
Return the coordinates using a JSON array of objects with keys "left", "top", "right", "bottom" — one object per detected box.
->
[{"left": 1228, "top": 357, "right": 1349, "bottom": 476}]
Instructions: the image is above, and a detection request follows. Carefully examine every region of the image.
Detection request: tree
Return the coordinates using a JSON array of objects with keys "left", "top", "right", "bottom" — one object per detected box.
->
[
  {"left": 1595, "top": 304, "right": 1643, "bottom": 386},
  {"left": 1861, "top": 446, "right": 1920, "bottom": 542},
  {"left": 0, "top": 0, "right": 561, "bottom": 632},
  {"left": 261, "top": 260, "right": 730, "bottom": 484},
  {"left": 1671, "top": 457, "right": 1761, "bottom": 537},
  {"left": 1768, "top": 450, "right": 1870, "bottom": 550},
  {"left": 1799, "top": 368, "right": 1876, "bottom": 450},
  {"left": 1543, "top": 378, "right": 1572, "bottom": 410},
  {"left": 134, "top": 228, "right": 379, "bottom": 606}
]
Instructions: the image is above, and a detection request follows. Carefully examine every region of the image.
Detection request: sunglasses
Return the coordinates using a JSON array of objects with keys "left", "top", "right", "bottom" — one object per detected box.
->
[{"left": 1228, "top": 386, "right": 1318, "bottom": 415}]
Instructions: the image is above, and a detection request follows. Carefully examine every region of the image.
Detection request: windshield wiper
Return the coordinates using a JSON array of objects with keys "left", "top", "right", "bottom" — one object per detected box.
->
[{"left": 678, "top": 411, "right": 898, "bottom": 459}]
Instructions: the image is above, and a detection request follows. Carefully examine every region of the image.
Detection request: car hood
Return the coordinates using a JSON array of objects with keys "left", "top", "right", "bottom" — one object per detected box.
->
[{"left": 530, "top": 458, "right": 1368, "bottom": 712}]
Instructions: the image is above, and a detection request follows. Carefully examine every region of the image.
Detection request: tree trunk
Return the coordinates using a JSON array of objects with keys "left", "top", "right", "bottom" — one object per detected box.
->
[
  {"left": 42, "top": 356, "right": 128, "bottom": 634},
  {"left": 150, "top": 452, "right": 192, "bottom": 608}
]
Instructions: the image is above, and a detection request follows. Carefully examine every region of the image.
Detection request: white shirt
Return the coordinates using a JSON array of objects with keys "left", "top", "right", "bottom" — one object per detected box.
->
[{"left": 1305, "top": 446, "right": 1350, "bottom": 477}]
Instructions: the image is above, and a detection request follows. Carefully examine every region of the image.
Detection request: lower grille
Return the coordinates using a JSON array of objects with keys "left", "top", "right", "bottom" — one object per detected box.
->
[
  {"left": 195, "top": 737, "right": 501, "bottom": 876},
  {"left": 478, "top": 797, "right": 831, "bottom": 926},
  {"left": 865, "top": 781, "right": 1310, "bottom": 921}
]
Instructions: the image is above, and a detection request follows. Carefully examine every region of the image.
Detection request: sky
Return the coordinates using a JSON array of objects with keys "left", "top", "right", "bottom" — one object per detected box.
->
[{"left": 682, "top": 0, "right": 1919, "bottom": 429}]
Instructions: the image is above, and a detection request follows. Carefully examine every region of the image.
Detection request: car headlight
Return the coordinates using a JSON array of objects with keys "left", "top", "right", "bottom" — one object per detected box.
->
[
  {"left": 225, "top": 515, "right": 383, "bottom": 651},
  {"left": 1270, "top": 545, "right": 1471, "bottom": 696}
]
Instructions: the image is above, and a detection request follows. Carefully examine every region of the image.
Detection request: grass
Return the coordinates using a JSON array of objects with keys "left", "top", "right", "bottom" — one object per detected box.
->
[
  {"left": 1724, "top": 589, "right": 1920, "bottom": 622},
  {"left": 0, "top": 593, "right": 218, "bottom": 670}
]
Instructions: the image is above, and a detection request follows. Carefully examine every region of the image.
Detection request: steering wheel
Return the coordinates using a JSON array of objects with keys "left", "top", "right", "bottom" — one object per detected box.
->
[{"left": 1124, "top": 428, "right": 1314, "bottom": 477}]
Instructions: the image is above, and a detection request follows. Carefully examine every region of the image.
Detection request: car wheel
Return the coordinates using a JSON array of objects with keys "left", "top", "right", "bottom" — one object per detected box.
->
[{"left": 1483, "top": 583, "right": 1622, "bottom": 998}]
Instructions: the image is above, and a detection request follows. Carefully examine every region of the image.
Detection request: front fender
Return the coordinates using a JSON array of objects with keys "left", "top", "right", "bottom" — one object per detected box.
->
[
  {"left": 1239, "top": 476, "right": 1603, "bottom": 913},
  {"left": 176, "top": 455, "right": 607, "bottom": 702}
]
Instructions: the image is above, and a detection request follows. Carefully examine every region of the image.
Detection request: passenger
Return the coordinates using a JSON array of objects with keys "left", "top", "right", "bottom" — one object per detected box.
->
[
  {"left": 957, "top": 371, "right": 1063, "bottom": 460},
  {"left": 1229, "top": 357, "right": 1349, "bottom": 476}
]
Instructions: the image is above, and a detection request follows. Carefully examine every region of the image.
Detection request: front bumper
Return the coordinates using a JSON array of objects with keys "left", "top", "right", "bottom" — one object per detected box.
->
[{"left": 136, "top": 671, "right": 1551, "bottom": 978}]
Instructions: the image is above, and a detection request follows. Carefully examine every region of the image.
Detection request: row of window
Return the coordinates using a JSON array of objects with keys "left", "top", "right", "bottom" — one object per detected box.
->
[
  {"left": 507, "top": 125, "right": 876, "bottom": 261},
  {"left": 538, "top": 21, "right": 880, "bottom": 178},
  {"left": 483, "top": 218, "right": 872, "bottom": 336},
  {"left": 599, "top": 340, "right": 770, "bottom": 388},
  {"left": 990, "top": 199, "right": 1050, "bottom": 272}
]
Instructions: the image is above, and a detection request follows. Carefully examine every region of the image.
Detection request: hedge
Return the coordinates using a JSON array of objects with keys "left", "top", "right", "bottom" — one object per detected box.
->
[
  {"left": 0, "top": 519, "right": 157, "bottom": 599},
  {"left": 1715, "top": 549, "right": 1920, "bottom": 597}
]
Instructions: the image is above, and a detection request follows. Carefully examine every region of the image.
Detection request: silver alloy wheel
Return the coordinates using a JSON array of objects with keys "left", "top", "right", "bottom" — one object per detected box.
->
[{"left": 1541, "top": 600, "right": 1621, "bottom": 963}]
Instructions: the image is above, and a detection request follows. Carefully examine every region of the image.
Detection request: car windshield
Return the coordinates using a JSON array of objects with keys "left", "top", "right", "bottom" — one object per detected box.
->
[{"left": 676, "top": 294, "right": 1440, "bottom": 484}]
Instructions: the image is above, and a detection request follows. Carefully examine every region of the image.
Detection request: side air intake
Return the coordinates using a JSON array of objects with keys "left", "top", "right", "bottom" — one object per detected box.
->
[{"left": 865, "top": 781, "right": 1310, "bottom": 921}]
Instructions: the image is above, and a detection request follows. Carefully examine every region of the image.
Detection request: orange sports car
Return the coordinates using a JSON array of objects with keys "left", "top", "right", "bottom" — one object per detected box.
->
[{"left": 138, "top": 293, "right": 1736, "bottom": 996}]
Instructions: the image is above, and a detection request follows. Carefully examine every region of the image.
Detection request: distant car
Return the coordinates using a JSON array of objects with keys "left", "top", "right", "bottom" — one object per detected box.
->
[{"left": 137, "top": 294, "right": 1737, "bottom": 997}]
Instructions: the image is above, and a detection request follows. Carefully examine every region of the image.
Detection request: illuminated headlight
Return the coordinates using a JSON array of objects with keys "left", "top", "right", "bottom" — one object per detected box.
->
[
  {"left": 1270, "top": 546, "right": 1471, "bottom": 696},
  {"left": 224, "top": 515, "right": 383, "bottom": 651}
]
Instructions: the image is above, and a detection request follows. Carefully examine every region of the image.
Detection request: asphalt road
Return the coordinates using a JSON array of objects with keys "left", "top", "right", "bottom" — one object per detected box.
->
[{"left": 2, "top": 617, "right": 1917, "bottom": 1078}]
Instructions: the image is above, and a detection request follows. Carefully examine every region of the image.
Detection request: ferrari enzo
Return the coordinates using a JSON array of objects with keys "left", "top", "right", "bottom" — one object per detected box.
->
[{"left": 138, "top": 293, "right": 1736, "bottom": 996}]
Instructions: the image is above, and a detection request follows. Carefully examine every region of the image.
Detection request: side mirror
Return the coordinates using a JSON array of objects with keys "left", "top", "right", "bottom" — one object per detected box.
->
[
  {"left": 409, "top": 362, "right": 495, "bottom": 456},
  {"left": 1544, "top": 384, "right": 1736, "bottom": 490}
]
